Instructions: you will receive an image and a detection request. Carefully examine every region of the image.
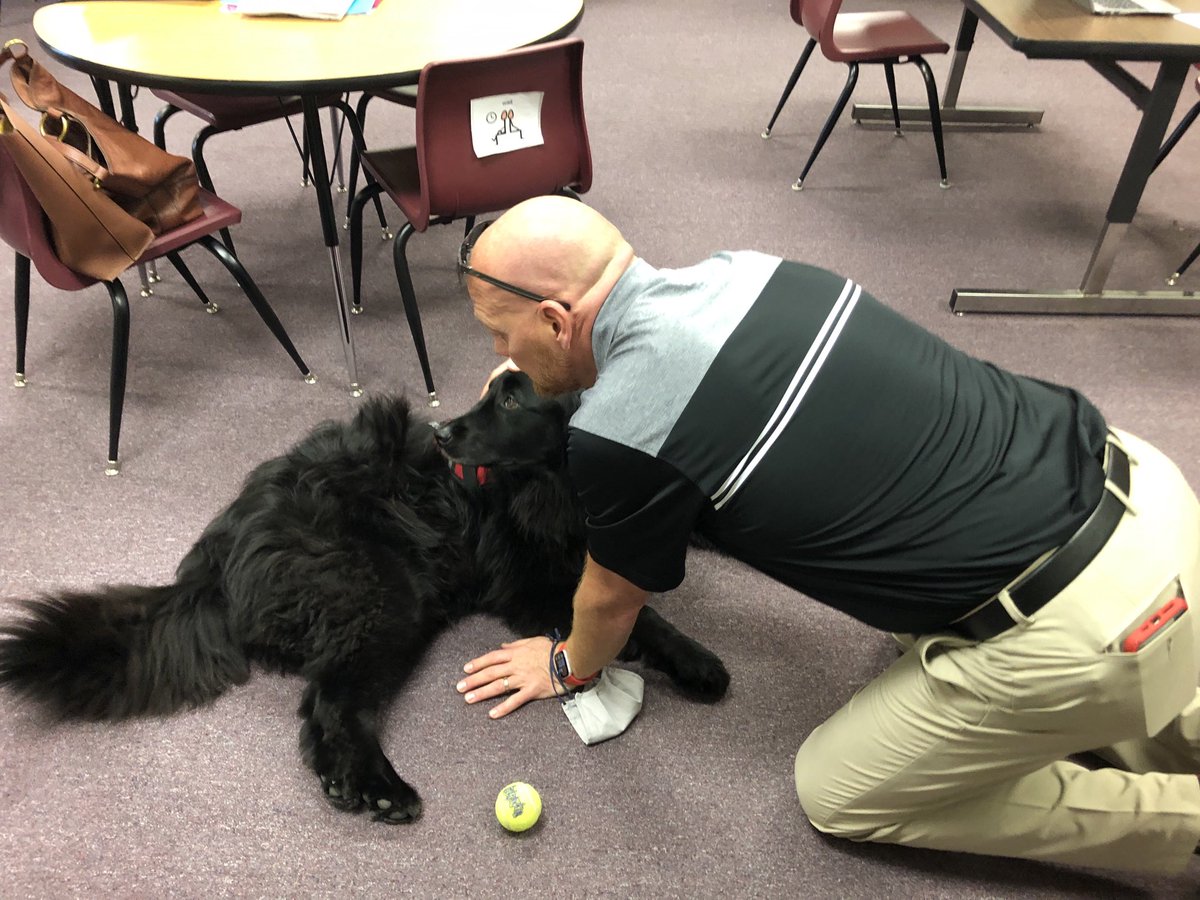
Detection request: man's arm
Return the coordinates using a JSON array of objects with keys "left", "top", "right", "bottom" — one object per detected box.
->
[
  {"left": 457, "top": 554, "right": 648, "bottom": 719},
  {"left": 558, "top": 554, "right": 648, "bottom": 680}
]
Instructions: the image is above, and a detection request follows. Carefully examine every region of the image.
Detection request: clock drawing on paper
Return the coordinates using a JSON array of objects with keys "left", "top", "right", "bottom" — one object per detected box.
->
[{"left": 470, "top": 92, "right": 545, "bottom": 159}]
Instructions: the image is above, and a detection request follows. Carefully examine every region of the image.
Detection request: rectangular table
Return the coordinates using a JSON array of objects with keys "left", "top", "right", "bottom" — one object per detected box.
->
[
  {"left": 854, "top": 0, "right": 1200, "bottom": 315},
  {"left": 935, "top": 0, "right": 1200, "bottom": 315}
]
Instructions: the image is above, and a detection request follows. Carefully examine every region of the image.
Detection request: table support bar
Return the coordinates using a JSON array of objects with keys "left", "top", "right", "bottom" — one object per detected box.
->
[
  {"left": 851, "top": 103, "right": 1043, "bottom": 127},
  {"left": 950, "top": 288, "right": 1200, "bottom": 316}
]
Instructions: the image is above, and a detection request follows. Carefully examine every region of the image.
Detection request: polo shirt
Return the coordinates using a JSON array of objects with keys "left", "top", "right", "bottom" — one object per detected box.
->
[{"left": 567, "top": 253, "right": 1109, "bottom": 633}]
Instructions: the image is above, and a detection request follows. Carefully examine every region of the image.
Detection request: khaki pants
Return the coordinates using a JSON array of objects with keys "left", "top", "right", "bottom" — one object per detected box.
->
[{"left": 794, "top": 429, "right": 1200, "bottom": 872}]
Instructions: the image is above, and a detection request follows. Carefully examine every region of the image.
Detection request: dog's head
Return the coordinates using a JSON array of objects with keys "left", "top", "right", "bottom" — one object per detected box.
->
[{"left": 432, "top": 371, "right": 579, "bottom": 472}]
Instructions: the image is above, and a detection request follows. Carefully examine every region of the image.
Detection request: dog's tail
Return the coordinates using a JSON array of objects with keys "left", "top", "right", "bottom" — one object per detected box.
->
[{"left": 0, "top": 558, "right": 248, "bottom": 720}]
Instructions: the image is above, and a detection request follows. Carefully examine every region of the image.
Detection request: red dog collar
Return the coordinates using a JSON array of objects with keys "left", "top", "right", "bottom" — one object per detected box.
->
[{"left": 450, "top": 462, "right": 489, "bottom": 487}]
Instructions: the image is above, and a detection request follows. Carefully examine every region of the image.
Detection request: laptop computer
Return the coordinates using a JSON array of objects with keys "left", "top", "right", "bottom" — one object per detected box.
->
[{"left": 1069, "top": 0, "right": 1179, "bottom": 15}]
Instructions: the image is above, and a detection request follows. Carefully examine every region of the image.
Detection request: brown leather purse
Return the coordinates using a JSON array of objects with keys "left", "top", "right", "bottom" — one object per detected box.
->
[
  {"left": 2, "top": 39, "right": 203, "bottom": 235},
  {"left": 0, "top": 85, "right": 154, "bottom": 281}
]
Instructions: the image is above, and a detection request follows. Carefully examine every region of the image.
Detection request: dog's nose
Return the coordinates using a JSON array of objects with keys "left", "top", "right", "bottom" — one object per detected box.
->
[{"left": 432, "top": 423, "right": 453, "bottom": 446}]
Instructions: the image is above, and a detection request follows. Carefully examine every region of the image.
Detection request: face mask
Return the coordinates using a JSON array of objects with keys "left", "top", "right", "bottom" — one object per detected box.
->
[{"left": 559, "top": 667, "right": 644, "bottom": 745}]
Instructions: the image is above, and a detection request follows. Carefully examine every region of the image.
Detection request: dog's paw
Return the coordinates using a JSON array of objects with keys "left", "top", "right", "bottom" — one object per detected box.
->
[
  {"left": 669, "top": 650, "right": 730, "bottom": 703},
  {"left": 318, "top": 756, "right": 423, "bottom": 823}
]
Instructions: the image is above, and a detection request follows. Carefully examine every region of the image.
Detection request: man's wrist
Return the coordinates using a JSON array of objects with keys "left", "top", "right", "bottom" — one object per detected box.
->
[{"left": 552, "top": 641, "right": 598, "bottom": 689}]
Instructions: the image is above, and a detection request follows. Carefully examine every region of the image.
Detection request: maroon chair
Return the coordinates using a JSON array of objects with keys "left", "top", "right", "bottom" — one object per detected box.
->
[
  {"left": 761, "top": 0, "right": 949, "bottom": 191},
  {"left": 345, "top": 85, "right": 417, "bottom": 231},
  {"left": 0, "top": 141, "right": 314, "bottom": 475},
  {"left": 347, "top": 38, "right": 592, "bottom": 406},
  {"left": 151, "top": 90, "right": 384, "bottom": 251}
]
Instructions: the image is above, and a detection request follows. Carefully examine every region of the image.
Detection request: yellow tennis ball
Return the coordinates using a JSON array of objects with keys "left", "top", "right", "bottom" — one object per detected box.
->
[{"left": 495, "top": 781, "right": 542, "bottom": 832}]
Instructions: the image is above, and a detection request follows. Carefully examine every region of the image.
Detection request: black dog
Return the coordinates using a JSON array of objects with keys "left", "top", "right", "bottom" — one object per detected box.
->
[{"left": 0, "top": 371, "right": 729, "bottom": 822}]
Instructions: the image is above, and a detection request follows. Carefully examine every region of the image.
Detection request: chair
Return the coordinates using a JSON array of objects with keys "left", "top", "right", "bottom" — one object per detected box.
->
[
  {"left": 1153, "top": 69, "right": 1200, "bottom": 285},
  {"left": 151, "top": 90, "right": 384, "bottom": 252},
  {"left": 345, "top": 85, "right": 418, "bottom": 231},
  {"left": 0, "top": 140, "right": 315, "bottom": 475},
  {"left": 760, "top": 0, "right": 949, "bottom": 191},
  {"left": 347, "top": 38, "right": 592, "bottom": 407}
]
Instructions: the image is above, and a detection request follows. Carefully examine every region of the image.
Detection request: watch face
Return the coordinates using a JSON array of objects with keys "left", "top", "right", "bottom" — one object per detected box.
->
[{"left": 552, "top": 649, "right": 570, "bottom": 680}]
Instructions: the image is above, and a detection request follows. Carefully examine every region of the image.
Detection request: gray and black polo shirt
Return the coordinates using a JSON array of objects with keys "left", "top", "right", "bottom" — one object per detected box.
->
[{"left": 568, "top": 252, "right": 1109, "bottom": 634}]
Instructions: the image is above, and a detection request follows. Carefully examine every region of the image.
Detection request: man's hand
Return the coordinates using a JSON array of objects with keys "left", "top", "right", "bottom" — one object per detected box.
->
[
  {"left": 481, "top": 359, "right": 520, "bottom": 398},
  {"left": 457, "top": 635, "right": 559, "bottom": 719}
]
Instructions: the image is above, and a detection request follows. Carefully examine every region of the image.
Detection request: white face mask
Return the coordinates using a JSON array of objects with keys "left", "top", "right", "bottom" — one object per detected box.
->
[{"left": 559, "top": 667, "right": 644, "bottom": 745}]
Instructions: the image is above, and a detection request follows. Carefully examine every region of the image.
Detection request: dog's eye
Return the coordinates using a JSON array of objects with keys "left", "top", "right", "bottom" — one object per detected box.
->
[{"left": 501, "top": 395, "right": 519, "bottom": 411}]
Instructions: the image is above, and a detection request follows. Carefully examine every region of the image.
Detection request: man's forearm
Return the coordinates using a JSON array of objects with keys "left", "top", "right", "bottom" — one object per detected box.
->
[{"left": 561, "top": 555, "right": 648, "bottom": 680}]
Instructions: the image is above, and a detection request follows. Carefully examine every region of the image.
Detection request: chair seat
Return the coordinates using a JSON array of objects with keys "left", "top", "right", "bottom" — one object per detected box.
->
[
  {"left": 150, "top": 90, "right": 343, "bottom": 130},
  {"left": 137, "top": 190, "right": 242, "bottom": 262},
  {"left": 361, "top": 147, "right": 427, "bottom": 230},
  {"left": 830, "top": 11, "right": 949, "bottom": 62}
]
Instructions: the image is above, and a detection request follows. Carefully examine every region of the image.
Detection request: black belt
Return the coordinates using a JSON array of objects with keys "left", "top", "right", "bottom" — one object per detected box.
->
[{"left": 947, "top": 440, "right": 1131, "bottom": 642}]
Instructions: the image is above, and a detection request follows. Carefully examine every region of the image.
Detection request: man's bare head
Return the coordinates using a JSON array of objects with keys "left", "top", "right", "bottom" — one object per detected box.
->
[
  {"left": 466, "top": 197, "right": 634, "bottom": 393},
  {"left": 469, "top": 196, "right": 629, "bottom": 302}
]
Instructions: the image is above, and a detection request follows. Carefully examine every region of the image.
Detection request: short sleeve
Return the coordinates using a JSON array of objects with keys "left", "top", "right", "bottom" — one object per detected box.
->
[{"left": 568, "top": 429, "right": 708, "bottom": 592}]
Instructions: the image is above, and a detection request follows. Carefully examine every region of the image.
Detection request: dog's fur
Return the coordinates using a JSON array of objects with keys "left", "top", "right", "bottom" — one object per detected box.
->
[{"left": 0, "top": 372, "right": 729, "bottom": 821}]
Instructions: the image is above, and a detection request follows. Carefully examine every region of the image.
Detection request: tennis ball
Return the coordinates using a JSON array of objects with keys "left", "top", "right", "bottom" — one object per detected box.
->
[{"left": 495, "top": 781, "right": 542, "bottom": 832}]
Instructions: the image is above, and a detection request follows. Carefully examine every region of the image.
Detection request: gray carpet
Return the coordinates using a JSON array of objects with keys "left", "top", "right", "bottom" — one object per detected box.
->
[{"left": 2, "top": 0, "right": 1199, "bottom": 896}]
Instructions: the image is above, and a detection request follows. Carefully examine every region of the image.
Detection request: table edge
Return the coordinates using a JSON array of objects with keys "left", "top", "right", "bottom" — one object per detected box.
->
[
  {"left": 964, "top": 0, "right": 1200, "bottom": 60},
  {"left": 33, "top": 4, "right": 585, "bottom": 95}
]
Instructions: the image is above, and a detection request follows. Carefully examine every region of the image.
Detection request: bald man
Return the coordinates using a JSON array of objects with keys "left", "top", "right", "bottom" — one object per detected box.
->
[{"left": 454, "top": 196, "right": 1200, "bottom": 873}]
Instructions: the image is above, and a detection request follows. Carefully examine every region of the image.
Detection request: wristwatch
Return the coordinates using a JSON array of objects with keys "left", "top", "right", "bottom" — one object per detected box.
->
[{"left": 552, "top": 642, "right": 597, "bottom": 689}]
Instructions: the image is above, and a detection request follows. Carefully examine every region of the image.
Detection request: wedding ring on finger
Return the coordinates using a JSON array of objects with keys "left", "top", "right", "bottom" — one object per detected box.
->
[{"left": 502, "top": 677, "right": 510, "bottom": 690}]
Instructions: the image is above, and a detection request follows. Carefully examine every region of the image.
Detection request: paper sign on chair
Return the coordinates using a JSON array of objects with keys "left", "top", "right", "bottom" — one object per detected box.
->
[{"left": 470, "top": 92, "right": 544, "bottom": 159}]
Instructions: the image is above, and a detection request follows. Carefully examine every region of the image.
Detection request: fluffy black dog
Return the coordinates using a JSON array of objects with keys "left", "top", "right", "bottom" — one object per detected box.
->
[{"left": 0, "top": 371, "right": 729, "bottom": 822}]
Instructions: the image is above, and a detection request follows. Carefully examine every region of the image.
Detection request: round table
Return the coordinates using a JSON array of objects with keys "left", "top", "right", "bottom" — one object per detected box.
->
[{"left": 33, "top": 0, "right": 586, "bottom": 392}]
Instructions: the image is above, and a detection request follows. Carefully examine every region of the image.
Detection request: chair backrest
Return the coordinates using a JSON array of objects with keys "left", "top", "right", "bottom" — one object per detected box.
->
[
  {"left": 803, "top": 0, "right": 847, "bottom": 60},
  {"left": 0, "top": 139, "right": 95, "bottom": 291},
  {"left": 414, "top": 38, "right": 592, "bottom": 224}
]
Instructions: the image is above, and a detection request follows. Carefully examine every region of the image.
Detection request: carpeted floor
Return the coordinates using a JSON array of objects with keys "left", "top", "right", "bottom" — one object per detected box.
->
[{"left": 1, "top": 0, "right": 1198, "bottom": 896}]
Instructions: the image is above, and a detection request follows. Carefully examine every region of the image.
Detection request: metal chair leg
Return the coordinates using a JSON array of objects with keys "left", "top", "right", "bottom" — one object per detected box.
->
[
  {"left": 332, "top": 98, "right": 390, "bottom": 239},
  {"left": 794, "top": 63, "right": 859, "bottom": 191},
  {"left": 391, "top": 223, "right": 438, "bottom": 407},
  {"left": 104, "top": 278, "right": 131, "bottom": 476},
  {"left": 912, "top": 55, "right": 950, "bottom": 188},
  {"left": 1167, "top": 239, "right": 1200, "bottom": 285},
  {"left": 349, "top": 180, "right": 384, "bottom": 315},
  {"left": 762, "top": 38, "right": 817, "bottom": 139},
  {"left": 136, "top": 262, "right": 154, "bottom": 297},
  {"left": 193, "top": 126, "right": 237, "bottom": 251},
  {"left": 14, "top": 253, "right": 29, "bottom": 387},
  {"left": 346, "top": 92, "right": 372, "bottom": 224},
  {"left": 1154, "top": 100, "right": 1200, "bottom": 172},
  {"left": 152, "top": 103, "right": 182, "bottom": 151},
  {"left": 197, "top": 236, "right": 315, "bottom": 382},
  {"left": 164, "top": 251, "right": 218, "bottom": 313},
  {"left": 883, "top": 61, "right": 901, "bottom": 134}
]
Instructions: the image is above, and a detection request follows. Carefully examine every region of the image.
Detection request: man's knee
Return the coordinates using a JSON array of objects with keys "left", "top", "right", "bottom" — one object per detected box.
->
[
  {"left": 794, "top": 738, "right": 862, "bottom": 837},
  {"left": 794, "top": 735, "right": 909, "bottom": 842}
]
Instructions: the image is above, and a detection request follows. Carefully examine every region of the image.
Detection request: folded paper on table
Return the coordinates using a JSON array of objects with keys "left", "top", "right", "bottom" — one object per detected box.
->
[{"left": 225, "top": 0, "right": 357, "bottom": 20}]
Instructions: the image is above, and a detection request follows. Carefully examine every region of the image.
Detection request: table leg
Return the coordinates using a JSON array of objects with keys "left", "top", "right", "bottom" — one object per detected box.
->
[
  {"left": 302, "top": 95, "right": 363, "bottom": 395},
  {"left": 851, "top": 8, "right": 1043, "bottom": 128},
  {"left": 951, "top": 59, "right": 1200, "bottom": 316}
]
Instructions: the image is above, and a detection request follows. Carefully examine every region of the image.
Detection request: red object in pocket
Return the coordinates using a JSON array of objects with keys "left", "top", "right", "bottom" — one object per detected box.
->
[{"left": 1121, "top": 596, "right": 1189, "bottom": 652}]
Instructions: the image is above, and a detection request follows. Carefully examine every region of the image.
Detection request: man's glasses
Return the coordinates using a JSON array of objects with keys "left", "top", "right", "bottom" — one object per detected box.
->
[{"left": 458, "top": 220, "right": 571, "bottom": 311}]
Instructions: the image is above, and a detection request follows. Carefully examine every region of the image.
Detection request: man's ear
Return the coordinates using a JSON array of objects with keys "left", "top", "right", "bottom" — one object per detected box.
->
[{"left": 538, "top": 301, "right": 573, "bottom": 348}]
